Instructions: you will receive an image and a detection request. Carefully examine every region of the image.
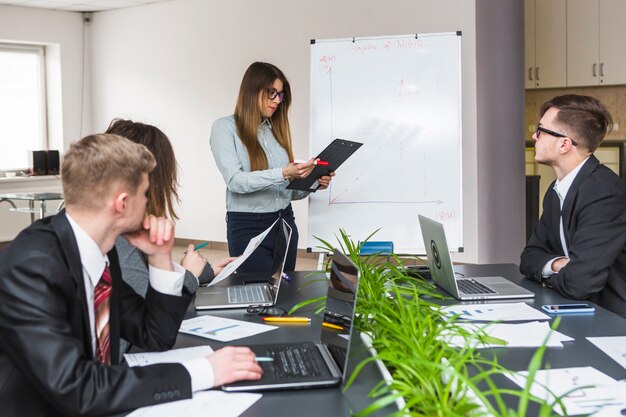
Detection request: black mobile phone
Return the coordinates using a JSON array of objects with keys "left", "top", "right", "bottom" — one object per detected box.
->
[{"left": 541, "top": 303, "right": 595, "bottom": 314}]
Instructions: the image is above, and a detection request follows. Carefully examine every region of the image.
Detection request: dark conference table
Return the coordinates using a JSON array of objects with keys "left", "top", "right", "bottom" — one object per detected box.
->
[{"left": 173, "top": 264, "right": 626, "bottom": 416}]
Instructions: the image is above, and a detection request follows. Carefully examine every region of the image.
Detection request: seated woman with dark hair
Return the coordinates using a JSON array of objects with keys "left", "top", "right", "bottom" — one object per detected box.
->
[{"left": 106, "top": 118, "right": 234, "bottom": 297}]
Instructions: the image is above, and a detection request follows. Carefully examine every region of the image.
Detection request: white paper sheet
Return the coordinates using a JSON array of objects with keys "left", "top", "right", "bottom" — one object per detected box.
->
[
  {"left": 444, "top": 321, "right": 573, "bottom": 348},
  {"left": 441, "top": 302, "right": 550, "bottom": 322},
  {"left": 126, "top": 391, "right": 262, "bottom": 417},
  {"left": 180, "top": 315, "right": 277, "bottom": 342},
  {"left": 209, "top": 218, "right": 279, "bottom": 286},
  {"left": 506, "top": 366, "right": 620, "bottom": 416},
  {"left": 587, "top": 336, "right": 626, "bottom": 370},
  {"left": 124, "top": 345, "right": 215, "bottom": 367}
]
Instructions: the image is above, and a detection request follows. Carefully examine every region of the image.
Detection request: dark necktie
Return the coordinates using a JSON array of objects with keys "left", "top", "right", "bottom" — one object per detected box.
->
[{"left": 94, "top": 265, "right": 112, "bottom": 365}]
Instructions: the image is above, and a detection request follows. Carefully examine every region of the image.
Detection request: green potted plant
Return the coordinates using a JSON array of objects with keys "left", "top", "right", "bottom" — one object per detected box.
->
[{"left": 301, "top": 230, "right": 568, "bottom": 417}]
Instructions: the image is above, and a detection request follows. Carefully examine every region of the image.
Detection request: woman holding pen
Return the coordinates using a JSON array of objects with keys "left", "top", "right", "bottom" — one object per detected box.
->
[
  {"left": 106, "top": 119, "right": 234, "bottom": 297},
  {"left": 210, "top": 62, "right": 334, "bottom": 273}
]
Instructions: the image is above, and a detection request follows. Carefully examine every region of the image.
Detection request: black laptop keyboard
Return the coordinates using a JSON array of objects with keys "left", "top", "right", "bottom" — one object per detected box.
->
[
  {"left": 227, "top": 285, "right": 266, "bottom": 304},
  {"left": 457, "top": 279, "right": 498, "bottom": 295},
  {"left": 266, "top": 343, "right": 325, "bottom": 379}
]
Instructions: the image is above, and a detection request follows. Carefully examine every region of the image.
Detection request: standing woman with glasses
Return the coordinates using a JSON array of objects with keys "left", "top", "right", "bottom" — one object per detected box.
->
[{"left": 210, "top": 62, "right": 333, "bottom": 273}]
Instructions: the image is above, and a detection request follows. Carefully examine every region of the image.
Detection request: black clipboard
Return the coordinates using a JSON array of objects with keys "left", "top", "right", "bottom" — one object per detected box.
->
[{"left": 286, "top": 138, "right": 363, "bottom": 192}]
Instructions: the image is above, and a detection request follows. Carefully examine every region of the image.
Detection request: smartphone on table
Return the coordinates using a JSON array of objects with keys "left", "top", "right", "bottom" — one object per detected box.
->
[{"left": 541, "top": 303, "right": 595, "bottom": 314}]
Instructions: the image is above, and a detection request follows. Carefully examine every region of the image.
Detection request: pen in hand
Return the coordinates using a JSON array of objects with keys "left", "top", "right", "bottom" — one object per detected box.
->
[
  {"left": 292, "top": 159, "right": 329, "bottom": 166},
  {"left": 184, "top": 241, "right": 209, "bottom": 254}
]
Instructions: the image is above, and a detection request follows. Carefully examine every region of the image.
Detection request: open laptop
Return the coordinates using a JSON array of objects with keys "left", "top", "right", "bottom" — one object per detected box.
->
[
  {"left": 418, "top": 215, "right": 534, "bottom": 300},
  {"left": 223, "top": 249, "right": 360, "bottom": 391},
  {"left": 194, "top": 219, "right": 292, "bottom": 310}
]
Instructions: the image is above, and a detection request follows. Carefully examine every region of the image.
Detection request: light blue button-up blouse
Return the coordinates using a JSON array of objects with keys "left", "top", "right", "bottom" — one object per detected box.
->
[{"left": 209, "top": 115, "right": 309, "bottom": 213}]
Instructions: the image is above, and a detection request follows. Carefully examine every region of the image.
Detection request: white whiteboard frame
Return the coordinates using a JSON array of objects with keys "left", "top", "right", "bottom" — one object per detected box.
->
[{"left": 307, "top": 32, "right": 463, "bottom": 254}]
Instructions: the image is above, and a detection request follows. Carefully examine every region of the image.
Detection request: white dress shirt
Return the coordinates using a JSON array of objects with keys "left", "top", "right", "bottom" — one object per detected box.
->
[
  {"left": 542, "top": 157, "right": 589, "bottom": 276},
  {"left": 66, "top": 213, "right": 214, "bottom": 391}
]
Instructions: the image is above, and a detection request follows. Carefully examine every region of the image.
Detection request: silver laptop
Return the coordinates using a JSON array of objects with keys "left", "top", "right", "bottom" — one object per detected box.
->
[
  {"left": 194, "top": 220, "right": 292, "bottom": 310},
  {"left": 418, "top": 215, "right": 534, "bottom": 300},
  {"left": 223, "top": 249, "right": 360, "bottom": 391}
]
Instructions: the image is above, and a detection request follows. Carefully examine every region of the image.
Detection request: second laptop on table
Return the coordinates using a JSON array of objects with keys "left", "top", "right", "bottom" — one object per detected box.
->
[
  {"left": 194, "top": 219, "right": 292, "bottom": 310},
  {"left": 418, "top": 215, "right": 534, "bottom": 301}
]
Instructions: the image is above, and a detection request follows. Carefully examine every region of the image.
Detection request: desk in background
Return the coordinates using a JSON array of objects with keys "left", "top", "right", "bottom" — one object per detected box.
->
[{"left": 0, "top": 192, "right": 64, "bottom": 224}]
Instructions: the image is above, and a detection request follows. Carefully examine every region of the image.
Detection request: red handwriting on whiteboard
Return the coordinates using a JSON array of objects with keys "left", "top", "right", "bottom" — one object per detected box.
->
[
  {"left": 319, "top": 55, "right": 335, "bottom": 73},
  {"left": 351, "top": 42, "right": 378, "bottom": 54},
  {"left": 436, "top": 210, "right": 456, "bottom": 221},
  {"left": 397, "top": 38, "right": 425, "bottom": 49}
]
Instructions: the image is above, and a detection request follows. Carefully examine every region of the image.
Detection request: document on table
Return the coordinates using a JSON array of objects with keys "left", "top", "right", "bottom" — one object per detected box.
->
[
  {"left": 441, "top": 302, "right": 550, "bottom": 322},
  {"left": 506, "top": 366, "right": 623, "bottom": 416},
  {"left": 180, "top": 315, "right": 277, "bottom": 342},
  {"left": 208, "top": 218, "right": 279, "bottom": 286},
  {"left": 587, "top": 336, "right": 626, "bottom": 370},
  {"left": 443, "top": 321, "right": 573, "bottom": 348},
  {"left": 126, "top": 391, "right": 262, "bottom": 417},
  {"left": 124, "top": 345, "right": 214, "bottom": 367}
]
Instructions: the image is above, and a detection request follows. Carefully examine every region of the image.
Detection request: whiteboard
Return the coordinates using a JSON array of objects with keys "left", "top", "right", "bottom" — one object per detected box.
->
[{"left": 307, "top": 32, "right": 463, "bottom": 254}]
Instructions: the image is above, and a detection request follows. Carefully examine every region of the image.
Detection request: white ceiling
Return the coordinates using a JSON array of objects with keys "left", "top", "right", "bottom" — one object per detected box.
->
[{"left": 0, "top": 0, "right": 172, "bottom": 12}]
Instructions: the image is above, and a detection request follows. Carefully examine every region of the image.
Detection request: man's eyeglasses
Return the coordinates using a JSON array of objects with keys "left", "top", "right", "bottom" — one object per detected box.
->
[
  {"left": 245, "top": 305, "right": 288, "bottom": 317},
  {"left": 267, "top": 88, "right": 286, "bottom": 103},
  {"left": 536, "top": 126, "right": 578, "bottom": 146}
]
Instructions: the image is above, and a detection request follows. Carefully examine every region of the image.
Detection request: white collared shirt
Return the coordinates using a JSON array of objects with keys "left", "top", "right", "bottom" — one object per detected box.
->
[
  {"left": 542, "top": 157, "right": 589, "bottom": 276},
  {"left": 65, "top": 213, "right": 214, "bottom": 391}
]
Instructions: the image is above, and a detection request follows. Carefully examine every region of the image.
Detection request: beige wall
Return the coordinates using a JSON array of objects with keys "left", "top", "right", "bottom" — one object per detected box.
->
[{"left": 526, "top": 85, "right": 626, "bottom": 140}]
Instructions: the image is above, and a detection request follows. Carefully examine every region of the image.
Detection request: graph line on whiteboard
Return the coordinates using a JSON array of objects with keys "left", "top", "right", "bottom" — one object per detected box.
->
[
  {"left": 328, "top": 67, "right": 334, "bottom": 141},
  {"left": 325, "top": 183, "right": 443, "bottom": 206}
]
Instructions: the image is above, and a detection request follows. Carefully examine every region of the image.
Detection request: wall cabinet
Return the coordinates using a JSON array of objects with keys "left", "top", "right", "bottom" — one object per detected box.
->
[
  {"left": 525, "top": 0, "right": 567, "bottom": 89},
  {"left": 567, "top": 0, "right": 626, "bottom": 87}
]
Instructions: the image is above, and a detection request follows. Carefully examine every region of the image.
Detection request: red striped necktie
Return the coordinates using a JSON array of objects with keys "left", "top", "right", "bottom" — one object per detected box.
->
[{"left": 94, "top": 265, "right": 112, "bottom": 365}]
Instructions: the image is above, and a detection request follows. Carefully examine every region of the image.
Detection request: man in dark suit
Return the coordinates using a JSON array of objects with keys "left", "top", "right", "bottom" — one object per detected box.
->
[
  {"left": 521, "top": 94, "right": 626, "bottom": 318},
  {"left": 0, "top": 134, "right": 262, "bottom": 416}
]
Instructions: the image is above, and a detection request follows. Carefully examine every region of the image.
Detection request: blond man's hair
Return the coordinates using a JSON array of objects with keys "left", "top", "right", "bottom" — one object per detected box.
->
[{"left": 62, "top": 134, "right": 156, "bottom": 210}]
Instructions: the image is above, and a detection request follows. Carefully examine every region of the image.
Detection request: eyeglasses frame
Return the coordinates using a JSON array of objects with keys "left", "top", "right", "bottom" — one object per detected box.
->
[
  {"left": 267, "top": 88, "right": 286, "bottom": 103},
  {"left": 536, "top": 125, "right": 578, "bottom": 146}
]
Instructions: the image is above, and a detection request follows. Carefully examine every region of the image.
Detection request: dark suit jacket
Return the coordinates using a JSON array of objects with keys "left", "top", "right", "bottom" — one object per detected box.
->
[
  {"left": 520, "top": 155, "right": 626, "bottom": 317},
  {"left": 0, "top": 211, "right": 194, "bottom": 416}
]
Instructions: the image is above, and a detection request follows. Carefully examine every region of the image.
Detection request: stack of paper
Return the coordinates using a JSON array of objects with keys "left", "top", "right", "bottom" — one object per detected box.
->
[
  {"left": 441, "top": 302, "right": 551, "bottom": 322},
  {"left": 124, "top": 345, "right": 214, "bottom": 367},
  {"left": 127, "top": 391, "right": 262, "bottom": 417},
  {"left": 587, "top": 336, "right": 626, "bottom": 370},
  {"left": 444, "top": 321, "right": 573, "bottom": 349},
  {"left": 506, "top": 367, "right": 624, "bottom": 416},
  {"left": 180, "top": 315, "right": 277, "bottom": 342}
]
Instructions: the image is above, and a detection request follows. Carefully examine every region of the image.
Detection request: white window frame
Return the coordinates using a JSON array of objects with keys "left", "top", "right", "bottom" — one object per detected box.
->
[{"left": 0, "top": 43, "right": 48, "bottom": 172}]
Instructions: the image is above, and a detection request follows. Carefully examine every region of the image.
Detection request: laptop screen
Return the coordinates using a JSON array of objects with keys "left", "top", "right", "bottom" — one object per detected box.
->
[
  {"left": 322, "top": 250, "right": 360, "bottom": 376},
  {"left": 267, "top": 220, "right": 292, "bottom": 297}
]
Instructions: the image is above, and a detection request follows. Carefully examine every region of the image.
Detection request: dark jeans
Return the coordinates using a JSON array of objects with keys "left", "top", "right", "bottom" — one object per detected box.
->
[{"left": 226, "top": 205, "right": 299, "bottom": 273}]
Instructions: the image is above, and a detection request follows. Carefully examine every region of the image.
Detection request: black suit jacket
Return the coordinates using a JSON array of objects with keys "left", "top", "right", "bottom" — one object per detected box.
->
[
  {"left": 0, "top": 211, "right": 194, "bottom": 416},
  {"left": 520, "top": 155, "right": 626, "bottom": 317}
]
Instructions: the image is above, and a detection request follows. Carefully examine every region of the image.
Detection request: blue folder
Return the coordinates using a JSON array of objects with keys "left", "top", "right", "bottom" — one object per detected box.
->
[{"left": 359, "top": 241, "right": 394, "bottom": 255}]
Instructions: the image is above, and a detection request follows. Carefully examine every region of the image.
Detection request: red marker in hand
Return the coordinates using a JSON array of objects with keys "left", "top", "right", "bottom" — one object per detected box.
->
[{"left": 292, "top": 159, "right": 329, "bottom": 166}]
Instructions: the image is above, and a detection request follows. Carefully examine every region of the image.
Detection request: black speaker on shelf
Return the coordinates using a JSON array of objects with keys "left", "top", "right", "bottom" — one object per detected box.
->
[
  {"left": 47, "top": 150, "right": 60, "bottom": 175},
  {"left": 32, "top": 150, "right": 47, "bottom": 175}
]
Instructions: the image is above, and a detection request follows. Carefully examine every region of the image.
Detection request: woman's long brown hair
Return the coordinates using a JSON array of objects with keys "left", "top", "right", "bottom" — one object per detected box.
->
[
  {"left": 234, "top": 62, "right": 293, "bottom": 171},
  {"left": 105, "top": 119, "right": 180, "bottom": 220}
]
